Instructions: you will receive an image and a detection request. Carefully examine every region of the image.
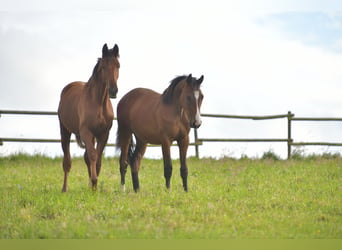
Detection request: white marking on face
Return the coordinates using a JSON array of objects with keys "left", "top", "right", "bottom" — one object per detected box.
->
[{"left": 194, "top": 90, "right": 202, "bottom": 127}]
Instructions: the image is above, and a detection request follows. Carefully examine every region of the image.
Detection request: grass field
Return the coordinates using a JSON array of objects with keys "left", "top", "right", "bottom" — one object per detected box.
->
[{"left": 0, "top": 153, "right": 341, "bottom": 239}]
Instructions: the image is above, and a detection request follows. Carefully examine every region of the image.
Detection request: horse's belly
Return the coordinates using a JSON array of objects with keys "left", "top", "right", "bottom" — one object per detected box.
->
[
  {"left": 138, "top": 133, "right": 163, "bottom": 145},
  {"left": 132, "top": 122, "right": 179, "bottom": 145}
]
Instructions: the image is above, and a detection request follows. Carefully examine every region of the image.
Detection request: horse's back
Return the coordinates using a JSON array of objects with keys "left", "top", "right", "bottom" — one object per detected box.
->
[
  {"left": 117, "top": 88, "right": 160, "bottom": 115},
  {"left": 58, "top": 81, "right": 85, "bottom": 133},
  {"left": 119, "top": 87, "right": 160, "bottom": 101}
]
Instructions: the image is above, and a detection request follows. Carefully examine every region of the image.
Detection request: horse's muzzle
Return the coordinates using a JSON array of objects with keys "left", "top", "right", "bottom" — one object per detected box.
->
[
  {"left": 191, "top": 120, "right": 202, "bottom": 129},
  {"left": 109, "top": 87, "right": 118, "bottom": 99}
]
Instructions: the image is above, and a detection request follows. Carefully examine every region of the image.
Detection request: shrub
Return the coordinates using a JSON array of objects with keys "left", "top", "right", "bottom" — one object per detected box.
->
[{"left": 261, "top": 150, "right": 281, "bottom": 161}]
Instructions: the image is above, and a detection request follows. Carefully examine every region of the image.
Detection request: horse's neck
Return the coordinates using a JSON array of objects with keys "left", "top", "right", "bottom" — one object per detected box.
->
[
  {"left": 86, "top": 77, "right": 108, "bottom": 106},
  {"left": 164, "top": 98, "right": 188, "bottom": 124}
]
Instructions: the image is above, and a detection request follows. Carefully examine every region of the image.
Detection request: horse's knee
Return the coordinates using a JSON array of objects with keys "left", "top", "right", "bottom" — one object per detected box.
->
[{"left": 86, "top": 149, "right": 97, "bottom": 162}]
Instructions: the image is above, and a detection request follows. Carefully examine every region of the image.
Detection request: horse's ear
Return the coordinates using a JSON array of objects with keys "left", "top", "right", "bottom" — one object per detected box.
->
[
  {"left": 197, "top": 75, "right": 204, "bottom": 85},
  {"left": 186, "top": 74, "right": 192, "bottom": 84},
  {"left": 102, "top": 43, "right": 109, "bottom": 57},
  {"left": 113, "top": 44, "right": 119, "bottom": 57}
]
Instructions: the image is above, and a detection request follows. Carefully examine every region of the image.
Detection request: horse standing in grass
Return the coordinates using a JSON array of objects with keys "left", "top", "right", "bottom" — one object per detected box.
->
[
  {"left": 58, "top": 43, "right": 120, "bottom": 192},
  {"left": 116, "top": 74, "right": 204, "bottom": 192}
]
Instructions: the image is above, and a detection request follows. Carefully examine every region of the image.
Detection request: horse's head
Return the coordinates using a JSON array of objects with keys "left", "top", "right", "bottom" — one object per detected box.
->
[
  {"left": 180, "top": 74, "right": 204, "bottom": 129},
  {"left": 99, "top": 43, "right": 120, "bottom": 98}
]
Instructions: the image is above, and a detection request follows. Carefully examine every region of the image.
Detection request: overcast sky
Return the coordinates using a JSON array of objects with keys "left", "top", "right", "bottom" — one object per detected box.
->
[{"left": 1, "top": 0, "right": 342, "bottom": 159}]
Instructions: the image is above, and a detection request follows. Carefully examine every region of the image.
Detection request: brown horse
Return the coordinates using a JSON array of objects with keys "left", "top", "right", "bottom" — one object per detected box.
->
[
  {"left": 58, "top": 43, "right": 120, "bottom": 192},
  {"left": 116, "top": 74, "right": 204, "bottom": 192}
]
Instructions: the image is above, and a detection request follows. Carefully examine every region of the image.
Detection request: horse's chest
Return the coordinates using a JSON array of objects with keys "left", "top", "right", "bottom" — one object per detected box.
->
[
  {"left": 86, "top": 112, "right": 113, "bottom": 135},
  {"left": 161, "top": 121, "right": 189, "bottom": 141}
]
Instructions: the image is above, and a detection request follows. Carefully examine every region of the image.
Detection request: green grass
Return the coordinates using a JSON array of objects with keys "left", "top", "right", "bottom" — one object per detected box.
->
[{"left": 0, "top": 153, "right": 341, "bottom": 238}]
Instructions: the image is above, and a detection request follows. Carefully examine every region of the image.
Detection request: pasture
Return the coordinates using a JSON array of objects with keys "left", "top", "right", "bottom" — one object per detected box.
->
[{"left": 0, "top": 153, "right": 341, "bottom": 239}]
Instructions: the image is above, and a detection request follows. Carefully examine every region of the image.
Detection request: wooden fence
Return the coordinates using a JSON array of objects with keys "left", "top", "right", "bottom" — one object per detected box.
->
[
  {"left": 1, "top": 110, "right": 342, "bottom": 159},
  {"left": 198, "top": 112, "right": 342, "bottom": 159}
]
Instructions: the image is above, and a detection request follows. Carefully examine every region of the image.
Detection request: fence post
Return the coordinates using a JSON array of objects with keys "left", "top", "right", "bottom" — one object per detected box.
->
[
  {"left": 287, "top": 111, "right": 294, "bottom": 159},
  {"left": 194, "top": 128, "right": 199, "bottom": 158}
]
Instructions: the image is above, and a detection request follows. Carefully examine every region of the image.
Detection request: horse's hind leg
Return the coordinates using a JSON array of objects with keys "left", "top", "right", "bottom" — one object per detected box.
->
[
  {"left": 162, "top": 142, "right": 173, "bottom": 190},
  {"left": 118, "top": 132, "right": 131, "bottom": 191},
  {"left": 60, "top": 122, "right": 72, "bottom": 192},
  {"left": 130, "top": 138, "right": 147, "bottom": 192},
  {"left": 119, "top": 150, "right": 129, "bottom": 192}
]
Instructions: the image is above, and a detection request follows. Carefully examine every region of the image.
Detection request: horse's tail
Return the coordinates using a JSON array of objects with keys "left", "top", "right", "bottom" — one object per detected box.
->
[
  {"left": 115, "top": 127, "right": 123, "bottom": 152},
  {"left": 75, "top": 134, "right": 86, "bottom": 149}
]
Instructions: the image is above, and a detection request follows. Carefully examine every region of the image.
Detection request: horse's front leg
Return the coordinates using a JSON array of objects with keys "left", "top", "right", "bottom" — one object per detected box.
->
[
  {"left": 95, "top": 131, "right": 110, "bottom": 177},
  {"left": 81, "top": 129, "right": 97, "bottom": 190},
  {"left": 162, "top": 142, "right": 173, "bottom": 190},
  {"left": 178, "top": 136, "right": 189, "bottom": 192}
]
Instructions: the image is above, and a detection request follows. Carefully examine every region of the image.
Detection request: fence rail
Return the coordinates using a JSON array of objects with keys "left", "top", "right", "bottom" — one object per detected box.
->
[
  {"left": 1, "top": 110, "right": 342, "bottom": 159},
  {"left": 201, "top": 113, "right": 289, "bottom": 120},
  {"left": 0, "top": 110, "right": 58, "bottom": 116}
]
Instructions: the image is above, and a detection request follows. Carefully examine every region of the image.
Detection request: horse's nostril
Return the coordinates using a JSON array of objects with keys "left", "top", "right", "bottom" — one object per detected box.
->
[
  {"left": 191, "top": 121, "right": 202, "bottom": 129},
  {"left": 109, "top": 87, "right": 118, "bottom": 98}
]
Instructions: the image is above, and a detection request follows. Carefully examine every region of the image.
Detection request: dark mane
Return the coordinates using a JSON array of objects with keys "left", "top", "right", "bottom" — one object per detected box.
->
[
  {"left": 162, "top": 75, "right": 187, "bottom": 104},
  {"left": 91, "top": 58, "right": 101, "bottom": 79},
  {"left": 88, "top": 58, "right": 105, "bottom": 84}
]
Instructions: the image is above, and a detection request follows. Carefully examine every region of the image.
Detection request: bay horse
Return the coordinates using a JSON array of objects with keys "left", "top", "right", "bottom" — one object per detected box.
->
[
  {"left": 116, "top": 74, "right": 204, "bottom": 192},
  {"left": 58, "top": 43, "right": 120, "bottom": 192}
]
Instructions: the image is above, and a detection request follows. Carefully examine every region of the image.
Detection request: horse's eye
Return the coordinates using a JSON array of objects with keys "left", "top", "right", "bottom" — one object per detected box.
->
[{"left": 186, "top": 96, "right": 192, "bottom": 103}]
